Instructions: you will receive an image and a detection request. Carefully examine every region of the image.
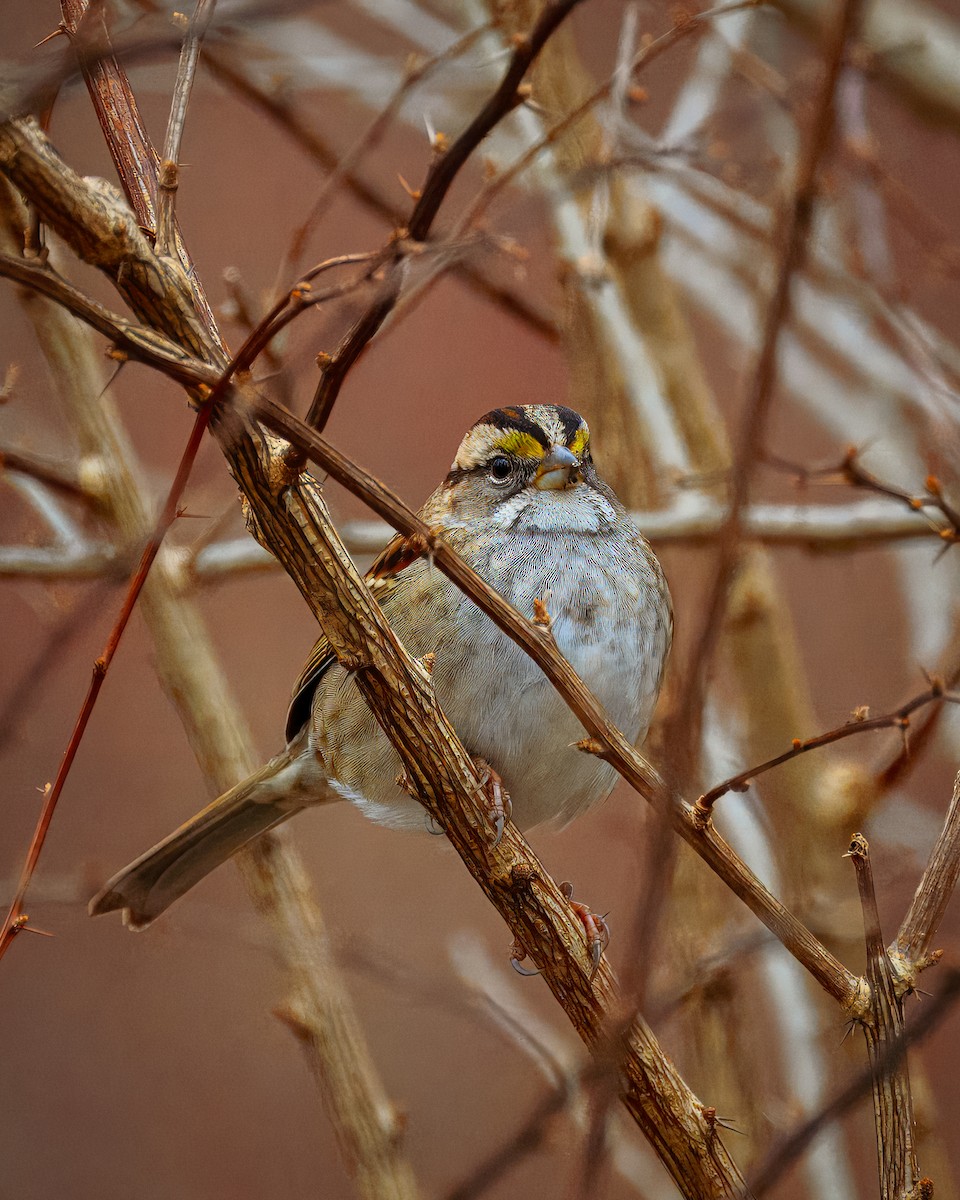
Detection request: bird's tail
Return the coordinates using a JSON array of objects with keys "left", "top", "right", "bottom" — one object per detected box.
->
[{"left": 89, "top": 749, "right": 323, "bottom": 930}]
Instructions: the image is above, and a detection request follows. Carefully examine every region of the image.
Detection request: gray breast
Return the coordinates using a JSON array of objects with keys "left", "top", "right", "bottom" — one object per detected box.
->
[{"left": 307, "top": 524, "right": 669, "bottom": 832}]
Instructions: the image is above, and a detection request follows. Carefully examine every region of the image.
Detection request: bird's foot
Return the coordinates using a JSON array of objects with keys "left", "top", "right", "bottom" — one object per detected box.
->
[
  {"left": 473, "top": 757, "right": 512, "bottom": 847},
  {"left": 509, "top": 939, "right": 540, "bottom": 977},
  {"left": 561, "top": 880, "right": 609, "bottom": 980}
]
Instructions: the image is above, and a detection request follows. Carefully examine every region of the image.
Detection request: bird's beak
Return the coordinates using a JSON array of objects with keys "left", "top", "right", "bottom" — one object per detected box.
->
[{"left": 534, "top": 444, "right": 580, "bottom": 490}]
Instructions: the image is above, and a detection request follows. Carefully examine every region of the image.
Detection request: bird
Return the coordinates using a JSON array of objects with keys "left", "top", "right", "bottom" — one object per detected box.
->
[{"left": 90, "top": 405, "right": 672, "bottom": 930}]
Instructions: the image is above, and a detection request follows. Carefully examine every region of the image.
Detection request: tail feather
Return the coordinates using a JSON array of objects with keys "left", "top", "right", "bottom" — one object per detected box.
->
[{"left": 89, "top": 750, "right": 316, "bottom": 929}]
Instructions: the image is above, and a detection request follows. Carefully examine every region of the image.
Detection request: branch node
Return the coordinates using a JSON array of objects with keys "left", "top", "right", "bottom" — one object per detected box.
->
[
  {"left": 575, "top": 737, "right": 606, "bottom": 756},
  {"left": 532, "top": 596, "right": 552, "bottom": 628}
]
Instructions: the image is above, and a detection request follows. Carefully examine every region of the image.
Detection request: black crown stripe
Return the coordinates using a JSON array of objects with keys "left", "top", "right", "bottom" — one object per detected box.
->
[{"left": 474, "top": 407, "right": 550, "bottom": 448}]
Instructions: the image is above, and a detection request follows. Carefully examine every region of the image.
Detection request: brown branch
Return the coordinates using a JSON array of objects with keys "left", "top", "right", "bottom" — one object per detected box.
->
[
  {"left": 0, "top": 117, "right": 216, "bottom": 361},
  {"left": 0, "top": 250, "right": 214, "bottom": 385},
  {"left": 0, "top": 122, "right": 860, "bottom": 1011},
  {"left": 892, "top": 768, "right": 960, "bottom": 983},
  {"left": 697, "top": 681, "right": 956, "bottom": 813},
  {"left": 845, "top": 833, "right": 922, "bottom": 1198},
  {"left": 155, "top": 0, "right": 216, "bottom": 258},
  {"left": 197, "top": 40, "right": 559, "bottom": 343},
  {"left": 303, "top": 0, "right": 585, "bottom": 431},
  {"left": 279, "top": 19, "right": 494, "bottom": 282},
  {"left": 0, "top": 403, "right": 211, "bottom": 961},
  {"left": 748, "top": 969, "right": 958, "bottom": 1196},
  {"left": 454, "top": 0, "right": 761, "bottom": 236},
  {"left": 59, "top": 0, "right": 222, "bottom": 343},
  {"left": 768, "top": 446, "right": 960, "bottom": 545}
]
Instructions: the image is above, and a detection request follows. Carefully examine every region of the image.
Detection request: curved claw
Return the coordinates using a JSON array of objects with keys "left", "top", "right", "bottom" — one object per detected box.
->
[
  {"left": 510, "top": 955, "right": 541, "bottom": 977},
  {"left": 425, "top": 813, "right": 445, "bottom": 836},
  {"left": 589, "top": 932, "right": 604, "bottom": 976},
  {"left": 493, "top": 812, "right": 505, "bottom": 848},
  {"left": 510, "top": 936, "right": 540, "bottom": 977},
  {"left": 561, "top": 880, "right": 610, "bottom": 981},
  {"left": 511, "top": 957, "right": 541, "bottom": 977}
]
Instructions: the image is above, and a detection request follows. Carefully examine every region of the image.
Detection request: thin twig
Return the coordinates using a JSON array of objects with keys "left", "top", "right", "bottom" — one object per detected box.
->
[
  {"left": 303, "top": 0, "right": 586, "bottom": 433},
  {"left": 0, "top": 404, "right": 211, "bottom": 960},
  {"left": 454, "top": 0, "right": 761, "bottom": 236},
  {"left": 155, "top": 0, "right": 216, "bottom": 258},
  {"left": 767, "top": 446, "right": 960, "bottom": 545},
  {"left": 698, "top": 681, "right": 956, "bottom": 812},
  {"left": 278, "top": 19, "right": 493, "bottom": 286},
  {"left": 59, "top": 0, "right": 222, "bottom": 343},
  {"left": 198, "top": 38, "right": 560, "bottom": 342},
  {"left": 892, "top": 768, "right": 960, "bottom": 980}
]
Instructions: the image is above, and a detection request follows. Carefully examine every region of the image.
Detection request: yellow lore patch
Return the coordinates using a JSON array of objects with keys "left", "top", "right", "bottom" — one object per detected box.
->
[
  {"left": 568, "top": 426, "right": 589, "bottom": 457},
  {"left": 496, "top": 431, "right": 546, "bottom": 459}
]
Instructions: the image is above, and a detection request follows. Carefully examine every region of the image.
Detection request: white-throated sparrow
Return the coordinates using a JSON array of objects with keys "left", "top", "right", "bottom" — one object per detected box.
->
[{"left": 91, "top": 405, "right": 672, "bottom": 928}]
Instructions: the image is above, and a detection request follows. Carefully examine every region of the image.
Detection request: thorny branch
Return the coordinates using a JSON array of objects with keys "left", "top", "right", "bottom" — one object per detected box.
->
[
  {"left": 747, "top": 970, "right": 958, "bottom": 1196},
  {"left": 154, "top": 0, "right": 216, "bottom": 258},
  {"left": 698, "top": 680, "right": 959, "bottom": 812},
  {"left": 768, "top": 446, "right": 960, "bottom": 547},
  {"left": 4, "top": 0, "right": 960, "bottom": 1190},
  {"left": 0, "top": 112, "right": 861, "bottom": 1014},
  {"left": 0, "top": 406, "right": 212, "bottom": 959},
  {"left": 892, "top": 769, "right": 960, "bottom": 984},
  {"left": 303, "top": 0, "right": 586, "bottom": 432}
]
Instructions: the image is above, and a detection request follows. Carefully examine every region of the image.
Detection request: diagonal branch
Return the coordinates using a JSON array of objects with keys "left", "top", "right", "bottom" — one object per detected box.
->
[
  {"left": 0, "top": 118, "right": 861, "bottom": 1011},
  {"left": 217, "top": 412, "right": 750, "bottom": 1199},
  {"left": 698, "top": 681, "right": 956, "bottom": 812},
  {"left": 891, "top": 768, "right": 960, "bottom": 984},
  {"left": 303, "top": 0, "right": 586, "bottom": 431},
  {"left": 155, "top": 0, "right": 216, "bottom": 258}
]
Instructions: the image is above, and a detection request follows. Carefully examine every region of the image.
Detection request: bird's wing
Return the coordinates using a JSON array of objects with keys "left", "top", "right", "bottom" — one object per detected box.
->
[{"left": 284, "top": 531, "right": 428, "bottom": 741}]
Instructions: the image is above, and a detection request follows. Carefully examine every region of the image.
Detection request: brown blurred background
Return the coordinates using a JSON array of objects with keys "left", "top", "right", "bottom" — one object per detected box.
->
[{"left": 2, "top": 2, "right": 960, "bottom": 1197}]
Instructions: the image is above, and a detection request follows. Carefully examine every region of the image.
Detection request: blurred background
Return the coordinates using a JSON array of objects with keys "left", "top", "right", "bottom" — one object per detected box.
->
[{"left": 2, "top": 1, "right": 960, "bottom": 1196}]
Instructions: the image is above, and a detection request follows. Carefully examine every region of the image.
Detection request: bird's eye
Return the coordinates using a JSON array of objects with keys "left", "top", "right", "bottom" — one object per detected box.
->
[{"left": 488, "top": 455, "right": 512, "bottom": 481}]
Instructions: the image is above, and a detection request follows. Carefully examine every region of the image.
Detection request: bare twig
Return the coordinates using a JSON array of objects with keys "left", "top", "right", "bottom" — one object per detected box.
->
[
  {"left": 748, "top": 970, "right": 958, "bottom": 1196},
  {"left": 0, "top": 404, "right": 211, "bottom": 960},
  {"left": 59, "top": 0, "right": 222, "bottom": 343},
  {"left": 279, "top": 19, "right": 493, "bottom": 285},
  {"left": 455, "top": 0, "right": 761, "bottom": 236},
  {"left": 198, "top": 38, "right": 560, "bottom": 342},
  {"left": 155, "top": 0, "right": 216, "bottom": 258},
  {"left": 768, "top": 447, "right": 960, "bottom": 545},
  {"left": 303, "top": 0, "right": 586, "bottom": 432},
  {"left": 698, "top": 681, "right": 956, "bottom": 812},
  {"left": 892, "top": 768, "right": 960, "bottom": 982}
]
